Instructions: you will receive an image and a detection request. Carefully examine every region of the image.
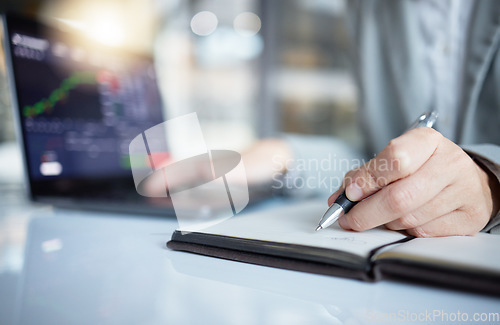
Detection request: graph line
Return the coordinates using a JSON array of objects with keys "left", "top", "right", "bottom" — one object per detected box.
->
[{"left": 23, "top": 71, "right": 97, "bottom": 118}]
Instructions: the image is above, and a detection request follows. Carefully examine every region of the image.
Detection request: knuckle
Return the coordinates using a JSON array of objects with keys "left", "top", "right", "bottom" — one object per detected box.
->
[
  {"left": 363, "top": 165, "right": 381, "bottom": 187},
  {"left": 386, "top": 138, "right": 403, "bottom": 161},
  {"left": 385, "top": 187, "right": 413, "bottom": 214},
  {"left": 357, "top": 161, "right": 387, "bottom": 190},
  {"left": 386, "top": 137, "right": 402, "bottom": 152},
  {"left": 385, "top": 139, "right": 409, "bottom": 176}
]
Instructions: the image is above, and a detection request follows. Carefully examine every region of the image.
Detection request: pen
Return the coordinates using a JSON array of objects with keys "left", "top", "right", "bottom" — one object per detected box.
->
[{"left": 315, "top": 110, "right": 439, "bottom": 231}]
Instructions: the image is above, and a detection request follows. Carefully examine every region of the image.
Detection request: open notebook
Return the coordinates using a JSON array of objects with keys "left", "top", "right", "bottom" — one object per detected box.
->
[{"left": 167, "top": 200, "right": 500, "bottom": 295}]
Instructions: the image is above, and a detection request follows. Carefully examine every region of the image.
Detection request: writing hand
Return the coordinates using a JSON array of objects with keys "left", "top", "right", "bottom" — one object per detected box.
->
[{"left": 328, "top": 128, "right": 500, "bottom": 237}]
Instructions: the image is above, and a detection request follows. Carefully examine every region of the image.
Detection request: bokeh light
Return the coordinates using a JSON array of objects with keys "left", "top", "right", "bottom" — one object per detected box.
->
[
  {"left": 190, "top": 11, "right": 218, "bottom": 36},
  {"left": 233, "top": 12, "right": 261, "bottom": 37},
  {"left": 86, "top": 11, "right": 125, "bottom": 47}
]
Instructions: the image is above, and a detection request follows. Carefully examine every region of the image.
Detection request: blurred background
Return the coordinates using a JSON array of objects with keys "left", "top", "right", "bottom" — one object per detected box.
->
[
  {"left": 0, "top": 0, "right": 360, "bottom": 156},
  {"left": 0, "top": 3, "right": 357, "bottom": 321}
]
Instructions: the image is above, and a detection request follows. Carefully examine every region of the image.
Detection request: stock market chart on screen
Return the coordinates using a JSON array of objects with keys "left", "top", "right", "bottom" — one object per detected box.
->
[{"left": 9, "top": 27, "right": 164, "bottom": 181}]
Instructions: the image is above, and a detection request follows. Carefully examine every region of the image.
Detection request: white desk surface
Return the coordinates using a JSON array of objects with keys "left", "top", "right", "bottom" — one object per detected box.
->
[{"left": 1, "top": 190, "right": 499, "bottom": 325}]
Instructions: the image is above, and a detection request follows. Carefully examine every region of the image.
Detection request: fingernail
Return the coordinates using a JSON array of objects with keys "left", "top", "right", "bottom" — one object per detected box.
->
[{"left": 346, "top": 182, "right": 363, "bottom": 201}]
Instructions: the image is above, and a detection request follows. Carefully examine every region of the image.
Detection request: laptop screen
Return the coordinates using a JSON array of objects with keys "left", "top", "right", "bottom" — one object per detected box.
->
[{"left": 2, "top": 14, "right": 165, "bottom": 203}]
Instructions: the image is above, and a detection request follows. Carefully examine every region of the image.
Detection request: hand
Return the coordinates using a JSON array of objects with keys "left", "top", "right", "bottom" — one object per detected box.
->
[
  {"left": 142, "top": 139, "right": 292, "bottom": 196},
  {"left": 239, "top": 139, "right": 292, "bottom": 185},
  {"left": 328, "top": 128, "right": 500, "bottom": 237}
]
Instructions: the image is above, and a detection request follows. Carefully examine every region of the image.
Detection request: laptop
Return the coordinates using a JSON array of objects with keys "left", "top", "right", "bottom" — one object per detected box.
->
[{"left": 1, "top": 13, "right": 175, "bottom": 215}]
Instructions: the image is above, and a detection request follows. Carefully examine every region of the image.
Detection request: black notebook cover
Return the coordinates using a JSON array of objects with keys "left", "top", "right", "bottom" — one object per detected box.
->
[{"left": 167, "top": 201, "right": 500, "bottom": 296}]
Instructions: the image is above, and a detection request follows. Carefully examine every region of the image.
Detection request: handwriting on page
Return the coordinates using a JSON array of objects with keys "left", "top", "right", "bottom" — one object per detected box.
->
[{"left": 327, "top": 236, "right": 367, "bottom": 245}]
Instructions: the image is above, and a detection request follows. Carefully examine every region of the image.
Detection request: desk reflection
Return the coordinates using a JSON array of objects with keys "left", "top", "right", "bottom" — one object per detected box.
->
[{"left": 8, "top": 207, "right": 500, "bottom": 325}]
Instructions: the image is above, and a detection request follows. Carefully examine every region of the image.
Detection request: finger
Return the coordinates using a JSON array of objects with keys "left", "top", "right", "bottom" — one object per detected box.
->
[
  {"left": 385, "top": 185, "right": 459, "bottom": 230},
  {"left": 406, "top": 210, "right": 484, "bottom": 237},
  {"left": 328, "top": 169, "right": 357, "bottom": 206},
  {"left": 385, "top": 143, "right": 491, "bottom": 231},
  {"left": 339, "top": 147, "right": 455, "bottom": 231},
  {"left": 345, "top": 128, "right": 442, "bottom": 202}
]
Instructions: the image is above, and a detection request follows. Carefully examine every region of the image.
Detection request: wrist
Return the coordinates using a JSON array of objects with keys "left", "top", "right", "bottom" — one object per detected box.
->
[{"left": 474, "top": 158, "right": 500, "bottom": 218}]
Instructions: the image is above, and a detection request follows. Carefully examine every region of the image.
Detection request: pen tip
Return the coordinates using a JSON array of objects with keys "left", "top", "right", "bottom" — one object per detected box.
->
[{"left": 315, "top": 225, "right": 322, "bottom": 232}]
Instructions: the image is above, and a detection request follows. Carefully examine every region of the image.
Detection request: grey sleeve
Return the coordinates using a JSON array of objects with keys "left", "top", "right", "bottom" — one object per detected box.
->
[
  {"left": 279, "top": 133, "right": 365, "bottom": 200},
  {"left": 462, "top": 144, "right": 500, "bottom": 234}
]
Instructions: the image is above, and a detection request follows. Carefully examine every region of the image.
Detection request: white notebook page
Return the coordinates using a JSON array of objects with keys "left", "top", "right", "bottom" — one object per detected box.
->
[
  {"left": 183, "top": 200, "right": 407, "bottom": 258},
  {"left": 374, "top": 233, "right": 500, "bottom": 274}
]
